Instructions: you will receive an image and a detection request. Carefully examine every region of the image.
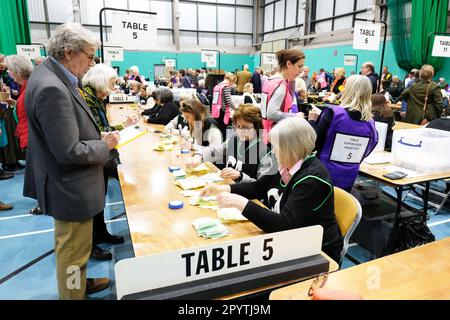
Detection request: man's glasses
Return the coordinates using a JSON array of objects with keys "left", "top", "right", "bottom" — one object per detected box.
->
[
  {"left": 80, "top": 49, "right": 95, "bottom": 62},
  {"left": 308, "top": 272, "right": 328, "bottom": 297}
]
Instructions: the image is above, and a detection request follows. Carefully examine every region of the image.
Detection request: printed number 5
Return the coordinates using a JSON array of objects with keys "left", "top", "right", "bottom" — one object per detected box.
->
[
  {"left": 263, "top": 238, "right": 274, "bottom": 261},
  {"left": 133, "top": 32, "right": 138, "bottom": 39},
  {"left": 347, "top": 153, "right": 352, "bottom": 160}
]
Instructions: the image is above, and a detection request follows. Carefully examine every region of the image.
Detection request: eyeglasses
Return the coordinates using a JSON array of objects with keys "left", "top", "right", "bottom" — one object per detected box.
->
[
  {"left": 308, "top": 272, "right": 328, "bottom": 297},
  {"left": 233, "top": 124, "right": 254, "bottom": 131},
  {"left": 80, "top": 49, "right": 95, "bottom": 62}
]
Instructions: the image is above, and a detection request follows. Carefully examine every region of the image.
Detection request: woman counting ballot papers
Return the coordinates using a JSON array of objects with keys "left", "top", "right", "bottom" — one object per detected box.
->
[
  {"left": 188, "top": 104, "right": 276, "bottom": 182},
  {"left": 308, "top": 75, "right": 378, "bottom": 192},
  {"left": 200, "top": 117, "right": 343, "bottom": 263},
  {"left": 260, "top": 48, "right": 306, "bottom": 143}
]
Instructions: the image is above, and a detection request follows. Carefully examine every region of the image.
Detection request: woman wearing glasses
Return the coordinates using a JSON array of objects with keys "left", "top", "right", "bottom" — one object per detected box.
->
[
  {"left": 190, "top": 104, "right": 275, "bottom": 182},
  {"left": 200, "top": 117, "right": 343, "bottom": 263}
]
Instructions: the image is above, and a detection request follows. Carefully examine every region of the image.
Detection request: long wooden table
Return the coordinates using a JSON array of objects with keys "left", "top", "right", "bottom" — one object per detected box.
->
[
  {"left": 270, "top": 237, "right": 450, "bottom": 300},
  {"left": 107, "top": 103, "right": 339, "bottom": 298}
]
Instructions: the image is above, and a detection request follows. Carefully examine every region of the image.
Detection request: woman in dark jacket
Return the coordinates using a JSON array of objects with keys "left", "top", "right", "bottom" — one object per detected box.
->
[
  {"left": 81, "top": 64, "right": 137, "bottom": 259},
  {"left": 200, "top": 117, "right": 343, "bottom": 264},
  {"left": 143, "top": 88, "right": 180, "bottom": 125}
]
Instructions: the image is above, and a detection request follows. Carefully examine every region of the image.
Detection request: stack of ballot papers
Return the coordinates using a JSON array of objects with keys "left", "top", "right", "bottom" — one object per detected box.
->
[
  {"left": 153, "top": 143, "right": 174, "bottom": 151},
  {"left": 185, "top": 163, "right": 210, "bottom": 174},
  {"left": 217, "top": 207, "right": 248, "bottom": 222},
  {"left": 117, "top": 126, "right": 148, "bottom": 148},
  {"left": 192, "top": 217, "right": 229, "bottom": 239},
  {"left": 174, "top": 177, "right": 207, "bottom": 190},
  {"left": 363, "top": 152, "right": 393, "bottom": 164},
  {"left": 197, "top": 172, "right": 224, "bottom": 183},
  {"left": 189, "top": 195, "right": 218, "bottom": 210},
  {"left": 172, "top": 169, "right": 186, "bottom": 179}
]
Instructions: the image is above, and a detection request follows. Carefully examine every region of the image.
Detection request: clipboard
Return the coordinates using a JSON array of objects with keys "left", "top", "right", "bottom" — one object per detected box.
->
[{"left": 116, "top": 126, "right": 148, "bottom": 148}]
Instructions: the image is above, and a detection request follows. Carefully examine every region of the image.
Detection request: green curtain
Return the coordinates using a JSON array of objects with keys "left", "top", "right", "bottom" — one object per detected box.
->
[
  {"left": 0, "top": 0, "right": 31, "bottom": 55},
  {"left": 411, "top": 0, "right": 447, "bottom": 71},
  {"left": 388, "top": 0, "right": 413, "bottom": 71},
  {"left": 388, "top": 0, "right": 447, "bottom": 72}
]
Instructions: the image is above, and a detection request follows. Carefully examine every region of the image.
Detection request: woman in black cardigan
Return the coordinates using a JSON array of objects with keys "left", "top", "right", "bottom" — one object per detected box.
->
[
  {"left": 142, "top": 87, "right": 180, "bottom": 125},
  {"left": 201, "top": 117, "right": 343, "bottom": 263}
]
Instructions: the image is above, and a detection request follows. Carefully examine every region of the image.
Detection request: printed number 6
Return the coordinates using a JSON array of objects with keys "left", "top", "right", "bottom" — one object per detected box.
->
[
  {"left": 133, "top": 32, "right": 138, "bottom": 39},
  {"left": 365, "top": 38, "right": 368, "bottom": 44},
  {"left": 263, "top": 238, "right": 274, "bottom": 261},
  {"left": 347, "top": 153, "right": 352, "bottom": 160}
]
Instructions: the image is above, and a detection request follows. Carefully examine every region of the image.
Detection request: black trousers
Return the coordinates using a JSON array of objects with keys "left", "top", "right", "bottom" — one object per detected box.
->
[{"left": 92, "top": 164, "right": 119, "bottom": 246}]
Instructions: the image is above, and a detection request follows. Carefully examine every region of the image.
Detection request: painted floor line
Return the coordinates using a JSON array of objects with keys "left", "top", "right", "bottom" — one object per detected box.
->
[
  {"left": 0, "top": 229, "right": 54, "bottom": 240},
  {"left": 106, "top": 201, "right": 124, "bottom": 207},
  {"left": 428, "top": 217, "right": 450, "bottom": 228},
  {"left": 0, "top": 214, "right": 34, "bottom": 221},
  {"left": 0, "top": 218, "right": 127, "bottom": 240}
]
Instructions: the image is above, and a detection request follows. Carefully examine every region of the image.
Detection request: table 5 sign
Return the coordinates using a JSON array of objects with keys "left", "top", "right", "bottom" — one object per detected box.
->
[{"left": 115, "top": 226, "right": 323, "bottom": 299}]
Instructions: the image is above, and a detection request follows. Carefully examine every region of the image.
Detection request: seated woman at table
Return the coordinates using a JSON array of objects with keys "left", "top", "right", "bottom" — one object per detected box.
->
[
  {"left": 142, "top": 88, "right": 180, "bottom": 125},
  {"left": 371, "top": 94, "right": 394, "bottom": 151},
  {"left": 164, "top": 92, "right": 199, "bottom": 134},
  {"left": 200, "top": 117, "right": 343, "bottom": 263},
  {"left": 323, "top": 67, "right": 346, "bottom": 103},
  {"left": 189, "top": 104, "right": 276, "bottom": 182},
  {"left": 308, "top": 75, "right": 378, "bottom": 192},
  {"left": 179, "top": 98, "right": 223, "bottom": 150}
]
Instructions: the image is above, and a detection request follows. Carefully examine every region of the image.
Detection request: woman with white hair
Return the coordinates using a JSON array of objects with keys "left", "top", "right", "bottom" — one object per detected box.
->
[
  {"left": 323, "top": 67, "right": 346, "bottom": 103},
  {"left": 200, "top": 117, "right": 343, "bottom": 263},
  {"left": 3, "top": 55, "right": 33, "bottom": 150},
  {"left": 129, "top": 65, "right": 144, "bottom": 84},
  {"left": 80, "top": 63, "right": 137, "bottom": 260},
  {"left": 308, "top": 75, "right": 378, "bottom": 191}
]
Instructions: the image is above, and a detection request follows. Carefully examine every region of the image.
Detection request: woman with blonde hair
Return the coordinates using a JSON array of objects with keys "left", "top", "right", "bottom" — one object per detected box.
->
[
  {"left": 308, "top": 75, "right": 378, "bottom": 191},
  {"left": 200, "top": 117, "right": 343, "bottom": 263},
  {"left": 323, "top": 67, "right": 346, "bottom": 103},
  {"left": 243, "top": 82, "right": 258, "bottom": 105}
]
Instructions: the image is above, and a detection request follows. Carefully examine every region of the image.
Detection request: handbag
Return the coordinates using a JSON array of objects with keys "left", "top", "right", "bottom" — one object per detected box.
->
[
  {"left": 382, "top": 216, "right": 435, "bottom": 256},
  {"left": 0, "top": 118, "right": 8, "bottom": 147},
  {"left": 420, "top": 82, "right": 432, "bottom": 125}
]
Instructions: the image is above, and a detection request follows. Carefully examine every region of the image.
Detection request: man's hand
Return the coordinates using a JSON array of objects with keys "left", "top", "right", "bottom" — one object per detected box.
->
[{"left": 102, "top": 131, "right": 120, "bottom": 150}]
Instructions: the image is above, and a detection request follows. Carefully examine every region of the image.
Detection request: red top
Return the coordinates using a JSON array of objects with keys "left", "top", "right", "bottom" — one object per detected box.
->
[{"left": 16, "top": 80, "right": 28, "bottom": 149}]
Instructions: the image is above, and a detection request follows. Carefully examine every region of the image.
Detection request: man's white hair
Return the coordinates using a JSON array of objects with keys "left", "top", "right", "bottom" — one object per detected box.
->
[{"left": 48, "top": 23, "right": 100, "bottom": 60}]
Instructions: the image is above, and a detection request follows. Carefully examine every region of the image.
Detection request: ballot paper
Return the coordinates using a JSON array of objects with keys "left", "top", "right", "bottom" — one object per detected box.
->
[
  {"left": 117, "top": 126, "right": 148, "bottom": 148},
  {"left": 153, "top": 143, "right": 174, "bottom": 151},
  {"left": 189, "top": 195, "right": 218, "bottom": 210},
  {"left": 185, "top": 163, "right": 210, "bottom": 174},
  {"left": 174, "top": 177, "right": 207, "bottom": 190},
  {"left": 192, "top": 217, "right": 229, "bottom": 239},
  {"left": 180, "top": 190, "right": 201, "bottom": 197},
  {"left": 162, "top": 136, "right": 179, "bottom": 145},
  {"left": 217, "top": 207, "right": 248, "bottom": 222},
  {"left": 172, "top": 169, "right": 187, "bottom": 179},
  {"left": 363, "top": 152, "right": 393, "bottom": 165},
  {"left": 197, "top": 172, "right": 224, "bottom": 183}
]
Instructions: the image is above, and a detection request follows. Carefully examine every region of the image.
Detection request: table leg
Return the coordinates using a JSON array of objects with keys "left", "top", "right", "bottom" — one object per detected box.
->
[
  {"left": 422, "top": 182, "right": 430, "bottom": 221},
  {"left": 394, "top": 186, "right": 403, "bottom": 228}
]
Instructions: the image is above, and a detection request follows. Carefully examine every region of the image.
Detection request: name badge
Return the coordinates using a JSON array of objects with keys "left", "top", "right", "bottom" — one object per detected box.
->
[
  {"left": 330, "top": 133, "right": 370, "bottom": 164},
  {"left": 260, "top": 93, "right": 268, "bottom": 118},
  {"left": 212, "top": 92, "right": 220, "bottom": 105}
]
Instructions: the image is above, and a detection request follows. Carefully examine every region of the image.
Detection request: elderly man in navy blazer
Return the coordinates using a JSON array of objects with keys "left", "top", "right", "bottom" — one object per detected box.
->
[{"left": 24, "top": 23, "right": 119, "bottom": 299}]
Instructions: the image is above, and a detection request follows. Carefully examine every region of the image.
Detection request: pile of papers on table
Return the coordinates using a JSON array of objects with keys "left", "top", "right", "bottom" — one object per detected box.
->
[{"left": 192, "top": 217, "right": 229, "bottom": 239}]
